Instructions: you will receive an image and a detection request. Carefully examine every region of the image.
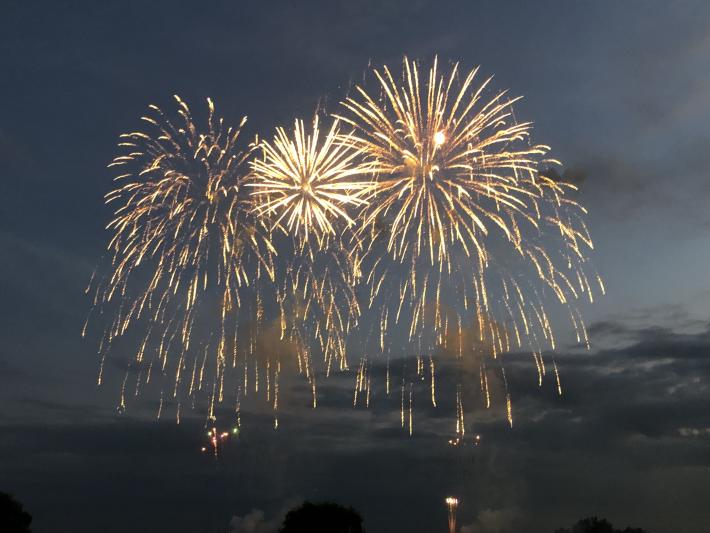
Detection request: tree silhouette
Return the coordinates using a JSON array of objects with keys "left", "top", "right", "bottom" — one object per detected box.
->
[
  {"left": 554, "top": 516, "right": 647, "bottom": 533},
  {"left": 0, "top": 492, "right": 32, "bottom": 533},
  {"left": 280, "top": 501, "right": 363, "bottom": 533}
]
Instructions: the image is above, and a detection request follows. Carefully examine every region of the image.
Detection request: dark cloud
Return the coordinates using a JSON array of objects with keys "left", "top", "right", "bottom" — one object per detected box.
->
[
  {"left": 461, "top": 507, "right": 522, "bottom": 533},
  {"left": 1, "top": 320, "right": 709, "bottom": 532},
  {"left": 228, "top": 509, "right": 279, "bottom": 533},
  {"left": 227, "top": 499, "right": 301, "bottom": 533},
  {"left": 540, "top": 165, "right": 587, "bottom": 186}
]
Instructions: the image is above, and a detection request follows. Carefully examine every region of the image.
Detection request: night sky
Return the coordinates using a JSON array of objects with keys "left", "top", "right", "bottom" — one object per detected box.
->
[{"left": 2, "top": 2, "right": 710, "bottom": 532}]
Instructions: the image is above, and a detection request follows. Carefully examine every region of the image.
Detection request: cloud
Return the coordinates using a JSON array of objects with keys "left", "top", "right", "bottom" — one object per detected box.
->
[
  {"left": 227, "top": 509, "right": 278, "bottom": 533},
  {"left": 227, "top": 499, "right": 301, "bottom": 533},
  {"left": 678, "top": 427, "right": 710, "bottom": 438},
  {"left": 2, "top": 317, "right": 710, "bottom": 532},
  {"left": 460, "top": 507, "right": 521, "bottom": 533}
]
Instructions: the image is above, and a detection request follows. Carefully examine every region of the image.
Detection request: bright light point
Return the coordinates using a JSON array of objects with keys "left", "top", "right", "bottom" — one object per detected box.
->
[
  {"left": 445, "top": 496, "right": 459, "bottom": 533},
  {"left": 433, "top": 131, "right": 446, "bottom": 146}
]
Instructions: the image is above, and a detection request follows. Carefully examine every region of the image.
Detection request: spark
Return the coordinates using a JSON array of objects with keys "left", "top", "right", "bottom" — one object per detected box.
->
[
  {"left": 445, "top": 496, "right": 459, "bottom": 533},
  {"left": 202, "top": 426, "right": 235, "bottom": 458}
]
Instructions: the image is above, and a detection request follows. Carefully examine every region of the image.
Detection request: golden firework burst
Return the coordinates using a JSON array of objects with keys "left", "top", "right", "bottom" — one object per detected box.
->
[
  {"left": 87, "top": 58, "right": 603, "bottom": 433},
  {"left": 249, "top": 116, "right": 373, "bottom": 248},
  {"left": 87, "top": 96, "right": 274, "bottom": 420},
  {"left": 249, "top": 116, "right": 371, "bottom": 389},
  {"left": 338, "top": 56, "right": 562, "bottom": 268},
  {"left": 338, "top": 57, "right": 603, "bottom": 428}
]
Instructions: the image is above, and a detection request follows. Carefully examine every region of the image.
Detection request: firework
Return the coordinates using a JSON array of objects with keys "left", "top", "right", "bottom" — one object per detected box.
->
[
  {"left": 249, "top": 116, "right": 372, "bottom": 387},
  {"left": 86, "top": 96, "right": 274, "bottom": 420},
  {"left": 445, "top": 496, "right": 459, "bottom": 533},
  {"left": 249, "top": 116, "right": 373, "bottom": 248},
  {"left": 201, "top": 426, "right": 238, "bottom": 458},
  {"left": 88, "top": 57, "right": 602, "bottom": 434},
  {"left": 338, "top": 56, "right": 602, "bottom": 429}
]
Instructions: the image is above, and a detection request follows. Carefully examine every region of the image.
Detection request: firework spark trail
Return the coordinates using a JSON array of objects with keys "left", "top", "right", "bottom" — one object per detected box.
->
[
  {"left": 275, "top": 243, "right": 361, "bottom": 387},
  {"left": 86, "top": 96, "right": 275, "bottom": 421},
  {"left": 249, "top": 116, "right": 373, "bottom": 383},
  {"left": 338, "top": 56, "right": 603, "bottom": 433},
  {"left": 446, "top": 497, "right": 459, "bottom": 533}
]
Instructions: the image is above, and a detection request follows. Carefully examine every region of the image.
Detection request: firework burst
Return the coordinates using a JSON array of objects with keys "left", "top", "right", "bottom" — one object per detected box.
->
[
  {"left": 87, "top": 58, "right": 602, "bottom": 433},
  {"left": 86, "top": 96, "right": 274, "bottom": 419},
  {"left": 339, "top": 56, "right": 560, "bottom": 268},
  {"left": 249, "top": 116, "right": 372, "bottom": 389},
  {"left": 249, "top": 116, "right": 373, "bottom": 248},
  {"left": 338, "top": 56, "right": 603, "bottom": 428}
]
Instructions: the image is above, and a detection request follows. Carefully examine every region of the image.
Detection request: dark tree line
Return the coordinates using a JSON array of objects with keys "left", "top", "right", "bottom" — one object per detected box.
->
[
  {"left": 2, "top": 492, "right": 656, "bottom": 533},
  {"left": 555, "top": 516, "right": 647, "bottom": 533},
  {"left": 0, "top": 492, "right": 32, "bottom": 533},
  {"left": 280, "top": 501, "right": 364, "bottom": 533}
]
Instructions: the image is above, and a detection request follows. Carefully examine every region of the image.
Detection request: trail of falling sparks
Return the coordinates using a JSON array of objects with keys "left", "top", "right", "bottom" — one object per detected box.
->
[
  {"left": 86, "top": 96, "right": 275, "bottom": 424},
  {"left": 201, "top": 426, "right": 238, "bottom": 458},
  {"left": 338, "top": 56, "right": 602, "bottom": 435},
  {"left": 446, "top": 497, "right": 459, "bottom": 533},
  {"left": 250, "top": 115, "right": 372, "bottom": 384}
]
